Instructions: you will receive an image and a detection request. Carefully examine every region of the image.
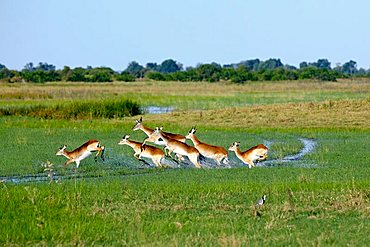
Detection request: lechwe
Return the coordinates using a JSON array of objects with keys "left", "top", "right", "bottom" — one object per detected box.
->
[
  {"left": 56, "top": 139, "right": 105, "bottom": 168},
  {"left": 143, "top": 127, "right": 204, "bottom": 168},
  {"left": 185, "top": 127, "right": 229, "bottom": 165},
  {"left": 118, "top": 135, "right": 165, "bottom": 167},
  {"left": 132, "top": 117, "right": 186, "bottom": 144},
  {"left": 228, "top": 142, "right": 268, "bottom": 168},
  {"left": 133, "top": 117, "right": 186, "bottom": 160}
]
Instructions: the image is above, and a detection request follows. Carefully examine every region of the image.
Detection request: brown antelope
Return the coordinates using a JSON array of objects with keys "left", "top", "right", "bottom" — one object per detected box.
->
[
  {"left": 185, "top": 127, "right": 229, "bottom": 165},
  {"left": 132, "top": 117, "right": 186, "bottom": 144},
  {"left": 118, "top": 135, "right": 165, "bottom": 167},
  {"left": 133, "top": 117, "right": 186, "bottom": 160},
  {"left": 56, "top": 139, "right": 105, "bottom": 168},
  {"left": 228, "top": 142, "right": 268, "bottom": 168},
  {"left": 143, "top": 127, "right": 204, "bottom": 168}
]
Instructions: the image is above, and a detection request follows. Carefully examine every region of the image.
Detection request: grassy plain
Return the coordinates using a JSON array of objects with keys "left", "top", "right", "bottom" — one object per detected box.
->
[
  {"left": 0, "top": 80, "right": 369, "bottom": 246},
  {"left": 1, "top": 79, "right": 369, "bottom": 110}
]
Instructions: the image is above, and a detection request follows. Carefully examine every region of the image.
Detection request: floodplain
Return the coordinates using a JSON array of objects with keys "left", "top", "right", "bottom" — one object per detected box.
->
[{"left": 0, "top": 80, "right": 369, "bottom": 246}]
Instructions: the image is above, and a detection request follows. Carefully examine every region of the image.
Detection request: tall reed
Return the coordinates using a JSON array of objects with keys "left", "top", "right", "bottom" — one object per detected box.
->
[{"left": 0, "top": 99, "right": 142, "bottom": 119}]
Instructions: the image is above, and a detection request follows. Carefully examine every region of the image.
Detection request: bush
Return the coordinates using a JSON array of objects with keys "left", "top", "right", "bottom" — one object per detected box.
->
[
  {"left": 21, "top": 70, "right": 61, "bottom": 83},
  {"left": 146, "top": 72, "right": 166, "bottom": 81},
  {"left": 116, "top": 72, "right": 135, "bottom": 82}
]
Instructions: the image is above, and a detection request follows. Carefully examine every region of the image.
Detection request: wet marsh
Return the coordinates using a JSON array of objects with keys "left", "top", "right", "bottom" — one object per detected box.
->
[{"left": 0, "top": 80, "right": 369, "bottom": 245}]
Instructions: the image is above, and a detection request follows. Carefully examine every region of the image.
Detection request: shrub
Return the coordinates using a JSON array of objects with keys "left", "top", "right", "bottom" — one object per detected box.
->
[{"left": 116, "top": 72, "right": 135, "bottom": 82}]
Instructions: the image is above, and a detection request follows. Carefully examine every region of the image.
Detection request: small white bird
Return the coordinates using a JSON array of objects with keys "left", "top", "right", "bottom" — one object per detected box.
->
[{"left": 256, "top": 195, "right": 266, "bottom": 206}]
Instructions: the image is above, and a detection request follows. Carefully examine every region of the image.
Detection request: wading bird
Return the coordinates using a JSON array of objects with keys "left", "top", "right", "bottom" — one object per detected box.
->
[{"left": 256, "top": 195, "right": 266, "bottom": 206}]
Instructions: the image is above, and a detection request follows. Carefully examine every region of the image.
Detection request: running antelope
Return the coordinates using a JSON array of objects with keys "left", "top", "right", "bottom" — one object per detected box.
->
[
  {"left": 118, "top": 135, "right": 165, "bottom": 167},
  {"left": 228, "top": 142, "right": 268, "bottom": 168},
  {"left": 185, "top": 127, "right": 229, "bottom": 165},
  {"left": 56, "top": 139, "right": 105, "bottom": 168},
  {"left": 132, "top": 117, "right": 186, "bottom": 144},
  {"left": 133, "top": 117, "right": 186, "bottom": 160},
  {"left": 143, "top": 127, "right": 204, "bottom": 168}
]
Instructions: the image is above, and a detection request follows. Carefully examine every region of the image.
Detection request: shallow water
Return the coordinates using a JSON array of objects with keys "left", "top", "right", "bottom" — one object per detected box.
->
[
  {"left": 0, "top": 138, "right": 317, "bottom": 184},
  {"left": 258, "top": 138, "right": 317, "bottom": 168},
  {"left": 144, "top": 106, "right": 174, "bottom": 114}
]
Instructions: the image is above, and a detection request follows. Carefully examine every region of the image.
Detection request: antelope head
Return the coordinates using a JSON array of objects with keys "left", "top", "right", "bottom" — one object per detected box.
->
[
  {"left": 118, "top": 135, "right": 130, "bottom": 145},
  {"left": 185, "top": 127, "right": 197, "bottom": 139},
  {"left": 228, "top": 142, "right": 240, "bottom": 152},
  {"left": 56, "top": 145, "right": 67, "bottom": 156},
  {"left": 143, "top": 127, "right": 162, "bottom": 145},
  {"left": 132, "top": 117, "right": 143, "bottom": 131}
]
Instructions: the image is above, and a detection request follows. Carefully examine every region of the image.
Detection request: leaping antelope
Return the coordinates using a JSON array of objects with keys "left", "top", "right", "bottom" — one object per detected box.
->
[
  {"left": 228, "top": 142, "right": 268, "bottom": 168},
  {"left": 143, "top": 127, "right": 204, "bottom": 168},
  {"left": 118, "top": 135, "right": 165, "bottom": 167},
  {"left": 185, "top": 127, "right": 229, "bottom": 165},
  {"left": 132, "top": 117, "right": 186, "bottom": 144},
  {"left": 133, "top": 117, "right": 186, "bottom": 160},
  {"left": 56, "top": 139, "right": 105, "bottom": 168}
]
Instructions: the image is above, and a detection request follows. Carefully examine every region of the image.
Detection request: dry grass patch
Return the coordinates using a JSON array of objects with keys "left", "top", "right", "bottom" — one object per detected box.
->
[
  {"left": 1, "top": 80, "right": 369, "bottom": 100},
  {"left": 142, "top": 99, "right": 370, "bottom": 129}
]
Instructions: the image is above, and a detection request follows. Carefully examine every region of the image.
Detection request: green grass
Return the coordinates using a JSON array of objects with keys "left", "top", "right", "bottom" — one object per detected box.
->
[
  {"left": 0, "top": 80, "right": 369, "bottom": 245},
  {"left": 1, "top": 80, "right": 369, "bottom": 111},
  {"left": 0, "top": 99, "right": 141, "bottom": 119},
  {"left": 1, "top": 168, "right": 369, "bottom": 246}
]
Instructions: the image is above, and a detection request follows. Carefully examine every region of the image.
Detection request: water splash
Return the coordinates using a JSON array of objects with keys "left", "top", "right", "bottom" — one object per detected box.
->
[
  {"left": 0, "top": 138, "right": 317, "bottom": 184},
  {"left": 258, "top": 138, "right": 317, "bottom": 168}
]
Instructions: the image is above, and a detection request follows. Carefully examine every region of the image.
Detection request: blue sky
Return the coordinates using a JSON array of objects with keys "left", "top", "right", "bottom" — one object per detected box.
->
[{"left": 1, "top": 0, "right": 369, "bottom": 70}]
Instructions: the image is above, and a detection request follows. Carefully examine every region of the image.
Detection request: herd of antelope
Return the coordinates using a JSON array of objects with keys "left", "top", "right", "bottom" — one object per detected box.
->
[{"left": 56, "top": 117, "right": 268, "bottom": 169}]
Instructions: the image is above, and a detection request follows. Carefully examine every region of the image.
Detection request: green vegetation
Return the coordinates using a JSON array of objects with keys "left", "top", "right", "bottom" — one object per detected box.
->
[
  {"left": 1, "top": 168, "right": 369, "bottom": 246},
  {"left": 0, "top": 80, "right": 369, "bottom": 245},
  {"left": 1, "top": 58, "right": 370, "bottom": 83},
  {"left": 0, "top": 99, "right": 141, "bottom": 119},
  {"left": 1, "top": 80, "right": 369, "bottom": 112}
]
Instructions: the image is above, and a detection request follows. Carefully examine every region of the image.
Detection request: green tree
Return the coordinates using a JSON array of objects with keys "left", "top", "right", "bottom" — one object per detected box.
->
[
  {"left": 170, "top": 71, "right": 188, "bottom": 81},
  {"left": 59, "top": 66, "right": 71, "bottom": 81},
  {"left": 36, "top": 62, "right": 56, "bottom": 71},
  {"left": 125, "top": 61, "right": 146, "bottom": 78},
  {"left": 258, "top": 58, "right": 283, "bottom": 70},
  {"left": 314, "top": 59, "right": 331, "bottom": 69},
  {"left": 239, "top": 59, "right": 260, "bottom": 71},
  {"left": 220, "top": 67, "right": 237, "bottom": 81},
  {"left": 65, "top": 67, "right": 87, "bottom": 82},
  {"left": 298, "top": 67, "right": 336, "bottom": 81},
  {"left": 159, "top": 59, "right": 182, "bottom": 73},
  {"left": 85, "top": 67, "right": 114, "bottom": 82},
  {"left": 299, "top": 61, "right": 308, "bottom": 69},
  {"left": 146, "top": 62, "right": 159, "bottom": 71},
  {"left": 21, "top": 70, "right": 51, "bottom": 83},
  {"left": 146, "top": 72, "right": 166, "bottom": 81},
  {"left": 196, "top": 63, "right": 222, "bottom": 82},
  {"left": 0, "top": 67, "right": 16, "bottom": 80},
  {"left": 116, "top": 71, "right": 135, "bottom": 82},
  {"left": 341, "top": 60, "right": 357, "bottom": 75}
]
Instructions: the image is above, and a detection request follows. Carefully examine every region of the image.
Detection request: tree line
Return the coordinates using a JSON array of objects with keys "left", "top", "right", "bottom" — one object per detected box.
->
[{"left": 0, "top": 58, "right": 369, "bottom": 83}]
